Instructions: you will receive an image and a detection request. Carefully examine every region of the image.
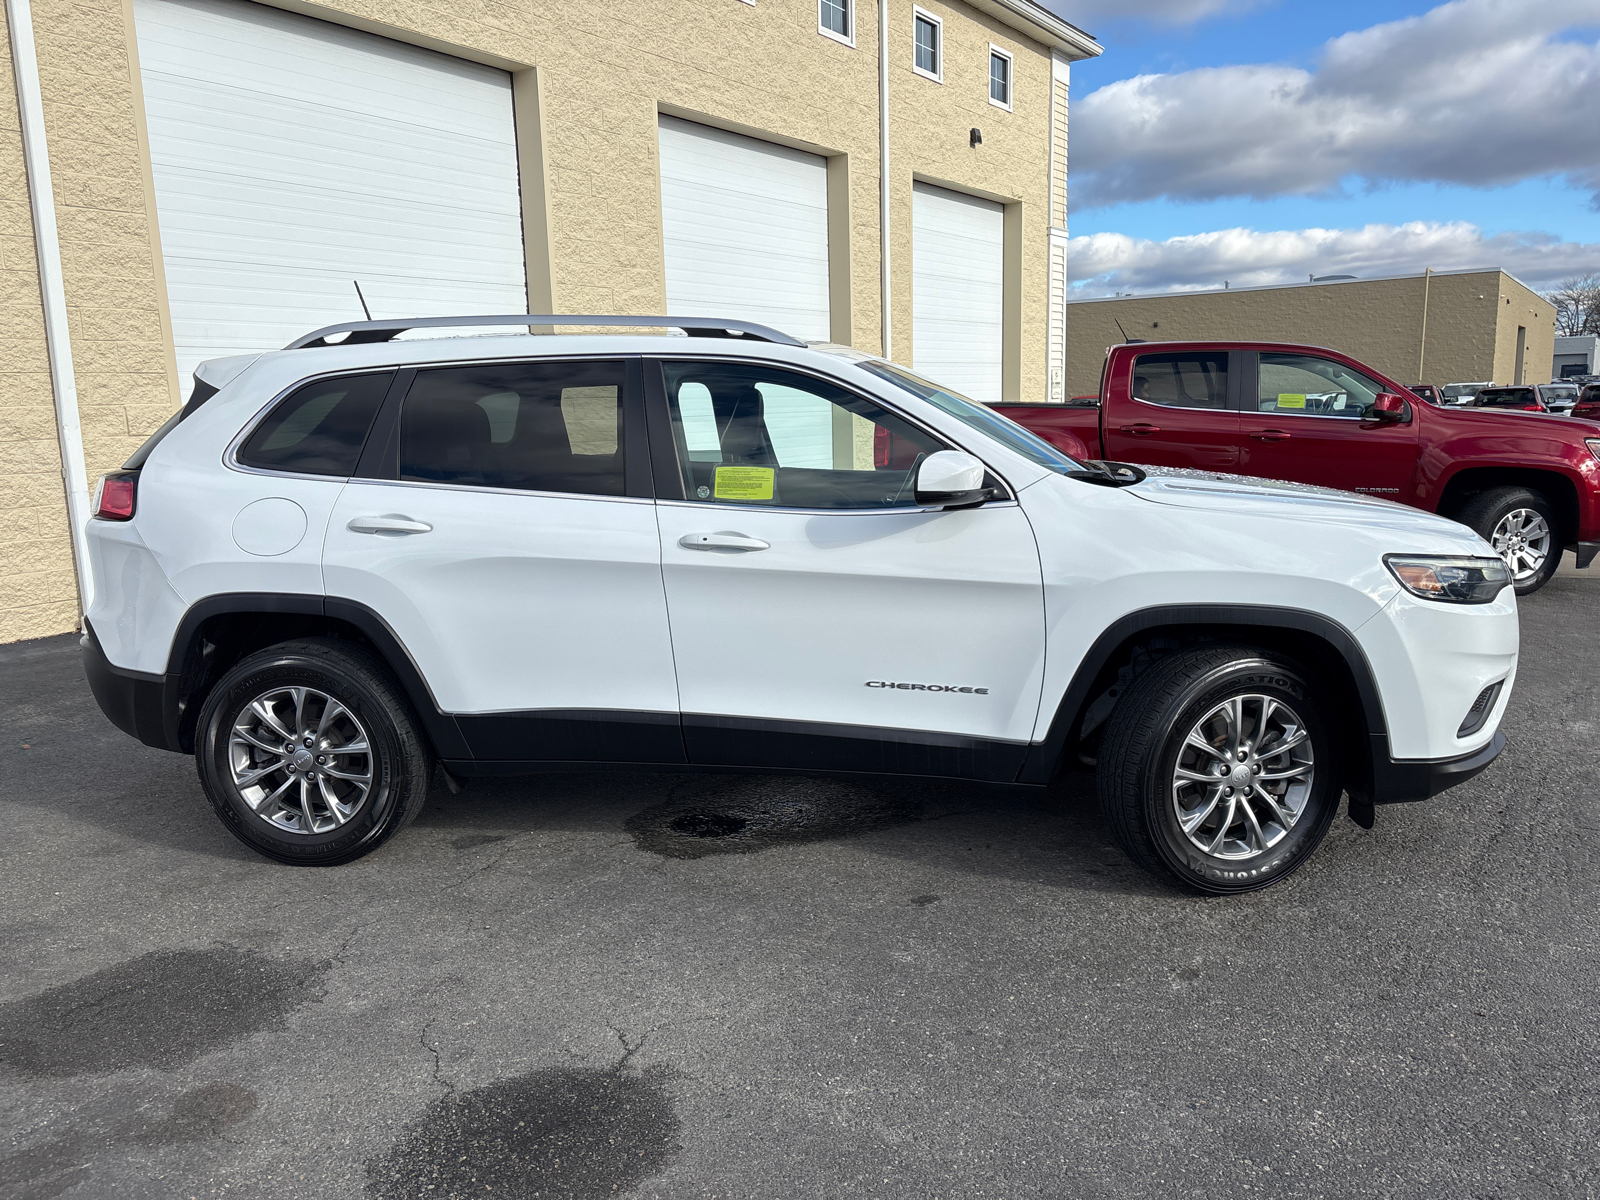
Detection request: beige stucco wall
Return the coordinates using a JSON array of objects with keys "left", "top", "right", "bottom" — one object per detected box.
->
[
  {"left": 1063, "top": 270, "right": 1560, "bottom": 397},
  {"left": 4, "top": 0, "right": 1078, "bottom": 644},
  {"left": 1, "top": 2, "right": 78, "bottom": 642}
]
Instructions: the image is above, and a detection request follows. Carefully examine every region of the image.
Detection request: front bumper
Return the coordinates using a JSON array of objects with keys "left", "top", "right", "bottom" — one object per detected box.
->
[{"left": 1369, "top": 730, "right": 1506, "bottom": 804}]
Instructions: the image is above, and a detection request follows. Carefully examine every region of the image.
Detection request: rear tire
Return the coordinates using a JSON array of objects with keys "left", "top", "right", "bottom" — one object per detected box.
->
[
  {"left": 195, "top": 638, "right": 430, "bottom": 865},
  {"left": 1096, "top": 646, "right": 1342, "bottom": 895},
  {"left": 1455, "top": 486, "right": 1559, "bottom": 595}
]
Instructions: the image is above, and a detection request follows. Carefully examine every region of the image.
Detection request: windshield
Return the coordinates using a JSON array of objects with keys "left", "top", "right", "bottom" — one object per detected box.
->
[{"left": 856, "top": 361, "right": 1084, "bottom": 474}]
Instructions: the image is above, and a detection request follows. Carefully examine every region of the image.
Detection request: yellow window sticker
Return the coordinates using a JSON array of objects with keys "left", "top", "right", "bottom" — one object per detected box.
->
[
  {"left": 1276, "top": 393, "right": 1307, "bottom": 409},
  {"left": 713, "top": 466, "right": 775, "bottom": 501}
]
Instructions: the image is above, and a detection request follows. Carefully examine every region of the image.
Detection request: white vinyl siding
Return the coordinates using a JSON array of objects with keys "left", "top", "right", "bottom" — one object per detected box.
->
[
  {"left": 133, "top": 0, "right": 527, "bottom": 387},
  {"left": 912, "top": 182, "right": 1004, "bottom": 403},
  {"left": 657, "top": 116, "right": 831, "bottom": 343}
]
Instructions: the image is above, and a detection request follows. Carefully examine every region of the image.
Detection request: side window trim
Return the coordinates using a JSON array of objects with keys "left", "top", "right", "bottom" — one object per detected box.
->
[{"left": 353, "top": 368, "right": 415, "bottom": 481}]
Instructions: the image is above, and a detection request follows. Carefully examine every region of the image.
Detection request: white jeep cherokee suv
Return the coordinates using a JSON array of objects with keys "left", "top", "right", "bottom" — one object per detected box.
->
[{"left": 82, "top": 315, "right": 1518, "bottom": 892}]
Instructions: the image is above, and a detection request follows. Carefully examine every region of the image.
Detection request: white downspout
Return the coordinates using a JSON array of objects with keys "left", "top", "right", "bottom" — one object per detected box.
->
[
  {"left": 7, "top": 0, "right": 93, "bottom": 619},
  {"left": 878, "top": 0, "right": 892, "bottom": 361}
]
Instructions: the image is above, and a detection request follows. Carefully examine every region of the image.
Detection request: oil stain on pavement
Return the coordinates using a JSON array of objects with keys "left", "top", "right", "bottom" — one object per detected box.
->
[
  {"left": 366, "top": 1065, "right": 679, "bottom": 1199},
  {"left": 120, "top": 1080, "right": 259, "bottom": 1143},
  {"left": 0, "top": 946, "right": 327, "bottom": 1077},
  {"left": 626, "top": 775, "right": 923, "bottom": 859}
]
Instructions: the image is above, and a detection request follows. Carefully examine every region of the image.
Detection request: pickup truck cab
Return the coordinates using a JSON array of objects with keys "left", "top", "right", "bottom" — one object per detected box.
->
[{"left": 997, "top": 341, "right": 1600, "bottom": 594}]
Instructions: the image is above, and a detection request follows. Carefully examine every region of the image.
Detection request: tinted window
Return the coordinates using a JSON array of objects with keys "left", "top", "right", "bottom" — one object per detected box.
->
[
  {"left": 399, "top": 360, "right": 625, "bottom": 496},
  {"left": 238, "top": 372, "right": 390, "bottom": 476},
  {"left": 1131, "top": 352, "right": 1229, "bottom": 410},
  {"left": 1257, "top": 353, "right": 1384, "bottom": 419},
  {"left": 663, "top": 361, "right": 946, "bottom": 509},
  {"left": 1477, "top": 388, "right": 1536, "bottom": 408}
]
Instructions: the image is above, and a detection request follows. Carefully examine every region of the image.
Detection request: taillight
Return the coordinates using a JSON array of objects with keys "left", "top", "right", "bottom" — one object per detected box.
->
[{"left": 93, "top": 472, "right": 137, "bottom": 520}]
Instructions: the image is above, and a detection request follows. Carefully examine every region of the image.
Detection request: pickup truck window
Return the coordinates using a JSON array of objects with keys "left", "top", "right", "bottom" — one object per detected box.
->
[
  {"left": 1131, "top": 352, "right": 1229, "bottom": 410},
  {"left": 858, "top": 360, "right": 1083, "bottom": 473},
  {"left": 1258, "top": 354, "right": 1384, "bottom": 419}
]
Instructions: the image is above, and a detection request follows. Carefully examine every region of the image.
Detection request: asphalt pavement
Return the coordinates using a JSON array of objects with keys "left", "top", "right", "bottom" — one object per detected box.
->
[{"left": 2, "top": 561, "right": 1597, "bottom": 1199}]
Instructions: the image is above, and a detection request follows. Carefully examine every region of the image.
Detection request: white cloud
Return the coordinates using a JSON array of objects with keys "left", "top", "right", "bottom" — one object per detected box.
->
[
  {"left": 1068, "top": 221, "right": 1600, "bottom": 296},
  {"left": 1045, "top": 0, "right": 1265, "bottom": 27},
  {"left": 1072, "top": 0, "right": 1600, "bottom": 209}
]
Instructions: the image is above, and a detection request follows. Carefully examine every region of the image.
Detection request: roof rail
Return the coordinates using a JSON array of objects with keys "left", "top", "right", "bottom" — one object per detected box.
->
[{"left": 284, "top": 314, "right": 806, "bottom": 350}]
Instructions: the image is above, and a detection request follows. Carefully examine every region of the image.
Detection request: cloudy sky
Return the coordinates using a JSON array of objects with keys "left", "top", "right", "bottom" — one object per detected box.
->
[{"left": 1046, "top": 0, "right": 1600, "bottom": 297}]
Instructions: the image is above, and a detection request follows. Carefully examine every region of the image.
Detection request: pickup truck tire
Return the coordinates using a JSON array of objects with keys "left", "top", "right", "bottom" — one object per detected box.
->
[
  {"left": 1454, "top": 486, "right": 1559, "bottom": 595},
  {"left": 1095, "top": 646, "right": 1341, "bottom": 894},
  {"left": 194, "top": 638, "right": 432, "bottom": 866}
]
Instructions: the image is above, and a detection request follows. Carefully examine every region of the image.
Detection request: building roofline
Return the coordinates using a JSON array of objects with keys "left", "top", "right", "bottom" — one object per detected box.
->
[
  {"left": 967, "top": 0, "right": 1103, "bottom": 59},
  {"left": 1068, "top": 266, "right": 1546, "bottom": 305}
]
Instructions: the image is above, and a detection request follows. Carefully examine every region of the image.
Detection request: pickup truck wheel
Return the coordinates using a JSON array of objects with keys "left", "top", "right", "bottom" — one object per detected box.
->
[
  {"left": 1095, "top": 646, "right": 1342, "bottom": 895},
  {"left": 1455, "top": 486, "right": 1558, "bottom": 595},
  {"left": 194, "top": 639, "right": 431, "bottom": 866}
]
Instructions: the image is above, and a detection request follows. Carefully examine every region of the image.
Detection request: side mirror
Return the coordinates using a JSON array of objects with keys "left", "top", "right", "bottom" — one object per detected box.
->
[
  {"left": 915, "top": 450, "right": 993, "bottom": 509},
  {"left": 1371, "top": 392, "right": 1407, "bottom": 423}
]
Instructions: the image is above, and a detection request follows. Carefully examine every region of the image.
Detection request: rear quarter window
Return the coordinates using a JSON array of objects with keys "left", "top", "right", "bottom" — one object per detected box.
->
[{"left": 237, "top": 373, "right": 391, "bottom": 476}]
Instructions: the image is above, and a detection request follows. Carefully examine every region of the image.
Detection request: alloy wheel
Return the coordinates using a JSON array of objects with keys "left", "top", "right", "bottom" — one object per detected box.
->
[
  {"left": 1171, "top": 694, "right": 1315, "bottom": 860},
  {"left": 1490, "top": 508, "right": 1552, "bottom": 584},
  {"left": 228, "top": 686, "right": 373, "bottom": 834}
]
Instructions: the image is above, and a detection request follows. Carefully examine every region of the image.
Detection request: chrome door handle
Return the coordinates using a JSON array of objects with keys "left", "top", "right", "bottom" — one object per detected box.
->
[
  {"left": 346, "top": 514, "right": 433, "bottom": 535},
  {"left": 679, "top": 531, "right": 770, "bottom": 552},
  {"left": 1249, "top": 429, "right": 1292, "bottom": 441}
]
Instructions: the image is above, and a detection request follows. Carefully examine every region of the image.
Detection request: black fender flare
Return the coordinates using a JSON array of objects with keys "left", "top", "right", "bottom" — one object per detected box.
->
[
  {"left": 1018, "top": 604, "right": 1389, "bottom": 786},
  {"left": 161, "top": 592, "right": 469, "bottom": 758}
]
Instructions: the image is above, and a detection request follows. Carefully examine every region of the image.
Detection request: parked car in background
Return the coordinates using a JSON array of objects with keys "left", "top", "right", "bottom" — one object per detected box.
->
[
  {"left": 1573, "top": 383, "right": 1600, "bottom": 420},
  {"left": 1472, "top": 386, "right": 1547, "bottom": 413},
  {"left": 1442, "top": 382, "right": 1492, "bottom": 405},
  {"left": 1537, "top": 384, "right": 1580, "bottom": 414},
  {"left": 1410, "top": 384, "right": 1444, "bottom": 405},
  {"left": 994, "top": 340, "right": 1600, "bottom": 594},
  {"left": 81, "top": 314, "right": 1516, "bottom": 893}
]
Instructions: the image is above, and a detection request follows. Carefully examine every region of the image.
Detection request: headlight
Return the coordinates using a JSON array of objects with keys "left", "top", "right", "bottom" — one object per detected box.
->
[{"left": 1384, "top": 555, "right": 1509, "bottom": 604}]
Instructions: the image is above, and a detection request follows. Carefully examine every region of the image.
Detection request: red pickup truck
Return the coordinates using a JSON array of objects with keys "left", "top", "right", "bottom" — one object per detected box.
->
[{"left": 996, "top": 341, "right": 1600, "bottom": 594}]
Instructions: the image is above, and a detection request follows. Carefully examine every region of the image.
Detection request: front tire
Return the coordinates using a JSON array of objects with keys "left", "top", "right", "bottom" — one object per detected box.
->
[
  {"left": 195, "top": 639, "right": 430, "bottom": 865},
  {"left": 1455, "top": 486, "right": 1559, "bottom": 595},
  {"left": 1096, "top": 646, "right": 1343, "bottom": 894}
]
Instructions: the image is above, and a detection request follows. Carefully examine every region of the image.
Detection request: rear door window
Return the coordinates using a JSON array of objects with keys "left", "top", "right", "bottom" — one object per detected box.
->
[
  {"left": 237, "top": 372, "right": 391, "bottom": 476},
  {"left": 1129, "top": 352, "right": 1229, "bottom": 410},
  {"left": 398, "top": 360, "right": 626, "bottom": 496}
]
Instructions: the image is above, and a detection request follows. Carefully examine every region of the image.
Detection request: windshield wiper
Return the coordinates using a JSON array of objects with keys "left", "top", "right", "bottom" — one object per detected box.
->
[{"left": 1064, "top": 460, "right": 1146, "bottom": 488}]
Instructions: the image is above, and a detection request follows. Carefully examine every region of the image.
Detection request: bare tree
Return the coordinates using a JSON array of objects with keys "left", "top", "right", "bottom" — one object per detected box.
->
[{"left": 1546, "top": 274, "right": 1600, "bottom": 336}]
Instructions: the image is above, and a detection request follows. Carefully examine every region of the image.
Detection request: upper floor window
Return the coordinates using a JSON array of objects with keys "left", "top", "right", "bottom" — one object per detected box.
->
[
  {"left": 988, "top": 46, "right": 1012, "bottom": 109},
  {"left": 913, "top": 8, "right": 941, "bottom": 80},
  {"left": 819, "top": 0, "right": 852, "bottom": 44},
  {"left": 398, "top": 359, "right": 626, "bottom": 496},
  {"left": 237, "top": 372, "right": 390, "bottom": 477}
]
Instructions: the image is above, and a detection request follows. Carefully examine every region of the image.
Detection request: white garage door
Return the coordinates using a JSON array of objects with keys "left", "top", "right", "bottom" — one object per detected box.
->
[
  {"left": 134, "top": 0, "right": 527, "bottom": 386},
  {"left": 658, "top": 116, "right": 830, "bottom": 343},
  {"left": 912, "top": 182, "right": 1004, "bottom": 403}
]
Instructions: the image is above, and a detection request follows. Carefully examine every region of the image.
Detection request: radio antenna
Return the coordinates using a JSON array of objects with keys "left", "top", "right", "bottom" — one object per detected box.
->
[{"left": 353, "top": 280, "right": 373, "bottom": 320}]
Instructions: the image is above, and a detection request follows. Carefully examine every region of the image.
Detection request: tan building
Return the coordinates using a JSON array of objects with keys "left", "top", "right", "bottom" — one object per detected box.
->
[
  {"left": 1, "top": 0, "right": 1100, "bottom": 644},
  {"left": 1064, "top": 269, "right": 1558, "bottom": 400}
]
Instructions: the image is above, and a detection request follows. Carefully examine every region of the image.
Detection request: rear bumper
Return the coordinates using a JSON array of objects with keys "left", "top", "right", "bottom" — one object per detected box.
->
[
  {"left": 82, "top": 620, "right": 184, "bottom": 753},
  {"left": 1370, "top": 730, "right": 1505, "bottom": 804}
]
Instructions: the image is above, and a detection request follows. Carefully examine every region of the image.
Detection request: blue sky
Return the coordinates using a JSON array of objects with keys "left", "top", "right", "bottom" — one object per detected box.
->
[{"left": 1047, "top": 0, "right": 1600, "bottom": 295}]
